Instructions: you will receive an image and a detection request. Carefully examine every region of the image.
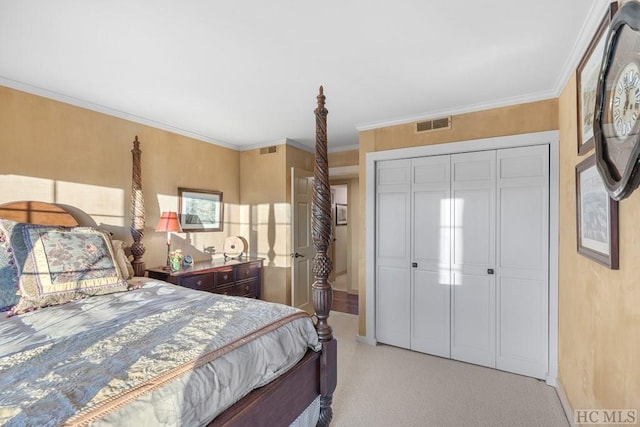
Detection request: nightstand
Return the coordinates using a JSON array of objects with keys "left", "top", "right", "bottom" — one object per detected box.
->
[{"left": 147, "top": 257, "right": 263, "bottom": 299}]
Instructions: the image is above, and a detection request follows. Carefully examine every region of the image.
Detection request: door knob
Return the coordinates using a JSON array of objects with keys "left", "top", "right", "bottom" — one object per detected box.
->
[{"left": 290, "top": 252, "right": 304, "bottom": 258}]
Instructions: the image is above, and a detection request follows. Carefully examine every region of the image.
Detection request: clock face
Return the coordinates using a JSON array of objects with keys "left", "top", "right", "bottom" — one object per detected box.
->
[
  {"left": 595, "top": 10, "right": 640, "bottom": 200},
  {"left": 611, "top": 61, "right": 640, "bottom": 139}
]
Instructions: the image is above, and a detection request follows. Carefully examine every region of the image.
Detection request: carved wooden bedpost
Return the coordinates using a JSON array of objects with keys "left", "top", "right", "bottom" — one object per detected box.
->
[
  {"left": 130, "top": 136, "right": 146, "bottom": 276},
  {"left": 313, "top": 86, "right": 337, "bottom": 426}
]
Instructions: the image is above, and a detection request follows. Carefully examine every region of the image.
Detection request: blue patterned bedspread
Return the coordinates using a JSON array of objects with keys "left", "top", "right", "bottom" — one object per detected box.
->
[{"left": 0, "top": 279, "right": 319, "bottom": 426}]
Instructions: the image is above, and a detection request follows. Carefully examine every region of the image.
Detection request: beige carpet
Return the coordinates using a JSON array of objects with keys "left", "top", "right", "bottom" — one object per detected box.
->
[{"left": 329, "top": 311, "right": 569, "bottom": 427}]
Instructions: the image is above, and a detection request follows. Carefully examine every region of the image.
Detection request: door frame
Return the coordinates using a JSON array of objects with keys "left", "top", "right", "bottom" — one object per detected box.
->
[{"left": 364, "top": 130, "right": 560, "bottom": 386}]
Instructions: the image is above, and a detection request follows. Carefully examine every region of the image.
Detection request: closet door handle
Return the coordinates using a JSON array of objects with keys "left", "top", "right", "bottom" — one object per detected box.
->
[
  {"left": 487, "top": 268, "right": 494, "bottom": 275},
  {"left": 412, "top": 262, "right": 418, "bottom": 268}
]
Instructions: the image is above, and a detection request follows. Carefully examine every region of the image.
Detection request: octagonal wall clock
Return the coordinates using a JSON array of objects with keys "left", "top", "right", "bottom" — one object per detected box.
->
[{"left": 594, "top": 0, "right": 640, "bottom": 201}]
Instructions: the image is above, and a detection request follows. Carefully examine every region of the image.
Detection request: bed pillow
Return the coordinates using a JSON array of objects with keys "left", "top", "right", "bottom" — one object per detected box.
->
[
  {"left": 0, "top": 219, "right": 21, "bottom": 312},
  {"left": 111, "top": 239, "right": 135, "bottom": 280},
  {"left": 9, "top": 224, "right": 129, "bottom": 315}
]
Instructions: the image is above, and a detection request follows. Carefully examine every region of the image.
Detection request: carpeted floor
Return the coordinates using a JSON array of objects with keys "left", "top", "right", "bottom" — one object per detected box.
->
[{"left": 329, "top": 311, "right": 569, "bottom": 427}]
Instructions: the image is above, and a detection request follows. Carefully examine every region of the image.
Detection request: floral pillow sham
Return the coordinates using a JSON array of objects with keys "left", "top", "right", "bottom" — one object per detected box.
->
[{"left": 3, "top": 222, "right": 129, "bottom": 315}]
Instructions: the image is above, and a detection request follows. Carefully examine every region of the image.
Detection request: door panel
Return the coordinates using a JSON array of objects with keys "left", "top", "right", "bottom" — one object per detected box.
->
[
  {"left": 377, "top": 266, "right": 411, "bottom": 348},
  {"left": 376, "top": 159, "right": 411, "bottom": 347},
  {"left": 451, "top": 272, "right": 495, "bottom": 367},
  {"left": 496, "top": 145, "right": 549, "bottom": 379},
  {"left": 450, "top": 151, "right": 496, "bottom": 367},
  {"left": 411, "top": 155, "right": 451, "bottom": 357},
  {"left": 291, "top": 168, "right": 314, "bottom": 313}
]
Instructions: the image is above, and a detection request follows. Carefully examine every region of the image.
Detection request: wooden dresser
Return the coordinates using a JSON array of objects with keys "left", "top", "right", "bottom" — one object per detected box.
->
[{"left": 147, "top": 257, "right": 264, "bottom": 299}]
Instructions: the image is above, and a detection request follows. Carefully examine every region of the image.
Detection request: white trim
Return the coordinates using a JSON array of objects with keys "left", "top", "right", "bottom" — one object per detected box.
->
[
  {"left": 356, "top": 91, "right": 556, "bottom": 132},
  {"left": 365, "top": 130, "right": 560, "bottom": 385},
  {"left": 556, "top": 380, "right": 577, "bottom": 427},
  {"left": 551, "top": 0, "right": 613, "bottom": 98},
  {"left": 356, "top": 0, "right": 612, "bottom": 133},
  {"left": 284, "top": 138, "right": 314, "bottom": 153},
  {"left": 0, "top": 76, "right": 240, "bottom": 150},
  {"left": 356, "top": 335, "right": 377, "bottom": 346}
]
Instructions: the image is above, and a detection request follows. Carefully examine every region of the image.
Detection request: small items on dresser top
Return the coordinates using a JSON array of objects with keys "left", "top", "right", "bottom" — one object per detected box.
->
[{"left": 147, "top": 257, "right": 264, "bottom": 299}]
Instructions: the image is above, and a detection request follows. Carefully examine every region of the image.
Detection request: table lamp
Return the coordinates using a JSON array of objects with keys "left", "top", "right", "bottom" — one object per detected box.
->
[{"left": 155, "top": 211, "right": 182, "bottom": 270}]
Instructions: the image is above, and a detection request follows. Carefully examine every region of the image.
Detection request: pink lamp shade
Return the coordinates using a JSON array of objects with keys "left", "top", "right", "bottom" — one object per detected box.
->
[{"left": 155, "top": 211, "right": 182, "bottom": 232}]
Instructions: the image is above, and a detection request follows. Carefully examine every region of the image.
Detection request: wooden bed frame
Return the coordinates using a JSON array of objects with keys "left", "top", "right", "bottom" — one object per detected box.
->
[{"left": 0, "top": 88, "right": 337, "bottom": 426}]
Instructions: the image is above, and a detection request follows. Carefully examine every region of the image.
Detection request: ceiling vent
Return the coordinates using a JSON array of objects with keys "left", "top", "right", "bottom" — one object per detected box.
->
[
  {"left": 260, "top": 146, "right": 278, "bottom": 154},
  {"left": 416, "top": 117, "right": 451, "bottom": 133}
]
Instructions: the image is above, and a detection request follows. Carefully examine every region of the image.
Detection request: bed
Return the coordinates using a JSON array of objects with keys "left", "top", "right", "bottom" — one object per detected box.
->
[{"left": 0, "top": 88, "right": 337, "bottom": 426}]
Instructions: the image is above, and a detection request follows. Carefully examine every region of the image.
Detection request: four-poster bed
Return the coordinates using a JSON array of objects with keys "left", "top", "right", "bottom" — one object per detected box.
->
[{"left": 0, "top": 88, "right": 337, "bottom": 426}]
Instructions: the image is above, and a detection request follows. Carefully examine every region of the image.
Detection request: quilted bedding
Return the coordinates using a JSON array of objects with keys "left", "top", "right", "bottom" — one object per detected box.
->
[{"left": 0, "top": 279, "right": 320, "bottom": 426}]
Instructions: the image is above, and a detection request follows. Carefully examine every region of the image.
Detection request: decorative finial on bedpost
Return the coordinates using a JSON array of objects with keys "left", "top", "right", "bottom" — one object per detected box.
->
[
  {"left": 130, "top": 135, "right": 146, "bottom": 276},
  {"left": 312, "top": 86, "right": 336, "bottom": 427}
]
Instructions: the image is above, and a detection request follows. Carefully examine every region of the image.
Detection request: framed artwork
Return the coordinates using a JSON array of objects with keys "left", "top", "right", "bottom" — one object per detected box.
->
[
  {"left": 575, "top": 155, "right": 619, "bottom": 269},
  {"left": 178, "top": 187, "right": 224, "bottom": 232},
  {"left": 577, "top": 2, "right": 618, "bottom": 155},
  {"left": 335, "top": 203, "right": 347, "bottom": 226}
]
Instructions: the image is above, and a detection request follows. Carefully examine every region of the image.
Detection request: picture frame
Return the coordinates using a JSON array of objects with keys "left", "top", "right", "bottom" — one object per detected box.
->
[
  {"left": 575, "top": 155, "right": 619, "bottom": 269},
  {"left": 576, "top": 2, "right": 618, "bottom": 155},
  {"left": 335, "top": 203, "right": 347, "bottom": 226},
  {"left": 178, "top": 187, "right": 224, "bottom": 232}
]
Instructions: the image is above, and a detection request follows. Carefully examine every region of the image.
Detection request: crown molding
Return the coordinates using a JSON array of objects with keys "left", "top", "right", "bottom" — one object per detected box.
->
[
  {"left": 356, "top": 0, "right": 613, "bottom": 133},
  {"left": 551, "top": 0, "right": 613, "bottom": 96},
  {"left": 0, "top": 76, "right": 239, "bottom": 150},
  {"left": 356, "top": 89, "right": 557, "bottom": 132}
]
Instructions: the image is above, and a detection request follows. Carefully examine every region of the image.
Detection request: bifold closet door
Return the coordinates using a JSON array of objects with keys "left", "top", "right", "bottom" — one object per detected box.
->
[
  {"left": 450, "top": 150, "right": 496, "bottom": 369},
  {"left": 496, "top": 145, "right": 549, "bottom": 379},
  {"left": 411, "top": 155, "right": 451, "bottom": 357},
  {"left": 375, "top": 159, "right": 411, "bottom": 348}
]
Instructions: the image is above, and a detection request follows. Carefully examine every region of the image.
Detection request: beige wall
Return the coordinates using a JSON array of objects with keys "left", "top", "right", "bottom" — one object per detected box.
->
[
  {"left": 357, "top": 98, "right": 558, "bottom": 336},
  {"left": 329, "top": 149, "right": 359, "bottom": 167},
  {"left": 239, "top": 145, "right": 288, "bottom": 304},
  {"left": 558, "top": 75, "right": 640, "bottom": 410},
  {"left": 0, "top": 85, "right": 240, "bottom": 269}
]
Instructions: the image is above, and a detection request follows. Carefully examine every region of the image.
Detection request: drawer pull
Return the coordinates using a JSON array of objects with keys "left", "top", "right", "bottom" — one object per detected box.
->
[
  {"left": 196, "top": 280, "right": 202, "bottom": 286},
  {"left": 223, "top": 274, "right": 228, "bottom": 280},
  {"left": 245, "top": 285, "right": 250, "bottom": 291}
]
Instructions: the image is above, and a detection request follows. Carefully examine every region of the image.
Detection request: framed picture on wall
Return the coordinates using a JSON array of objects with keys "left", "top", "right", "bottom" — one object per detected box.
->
[
  {"left": 335, "top": 203, "right": 347, "bottom": 226},
  {"left": 575, "top": 155, "right": 619, "bottom": 269},
  {"left": 178, "top": 187, "right": 224, "bottom": 232},
  {"left": 576, "top": 2, "right": 618, "bottom": 155}
]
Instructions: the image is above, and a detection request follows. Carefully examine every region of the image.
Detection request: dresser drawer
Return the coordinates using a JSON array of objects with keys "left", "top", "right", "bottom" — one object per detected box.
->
[
  {"left": 216, "top": 282, "right": 236, "bottom": 296},
  {"left": 236, "top": 262, "right": 260, "bottom": 280},
  {"left": 214, "top": 268, "right": 235, "bottom": 286},
  {"left": 235, "top": 278, "right": 259, "bottom": 298},
  {"left": 178, "top": 273, "right": 214, "bottom": 292}
]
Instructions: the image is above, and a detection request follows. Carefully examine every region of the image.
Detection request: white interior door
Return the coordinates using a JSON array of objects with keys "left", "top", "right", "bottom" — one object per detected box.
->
[
  {"left": 450, "top": 151, "right": 496, "bottom": 368},
  {"left": 496, "top": 145, "right": 549, "bottom": 379},
  {"left": 411, "top": 155, "right": 451, "bottom": 357},
  {"left": 375, "top": 159, "right": 411, "bottom": 348},
  {"left": 291, "top": 167, "right": 314, "bottom": 313}
]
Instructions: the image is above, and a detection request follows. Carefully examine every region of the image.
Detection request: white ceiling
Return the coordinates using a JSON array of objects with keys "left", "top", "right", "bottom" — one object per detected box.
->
[{"left": 0, "top": 0, "right": 609, "bottom": 152}]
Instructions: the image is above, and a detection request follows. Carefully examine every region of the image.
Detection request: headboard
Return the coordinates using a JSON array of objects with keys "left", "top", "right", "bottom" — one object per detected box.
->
[{"left": 0, "top": 201, "right": 79, "bottom": 226}]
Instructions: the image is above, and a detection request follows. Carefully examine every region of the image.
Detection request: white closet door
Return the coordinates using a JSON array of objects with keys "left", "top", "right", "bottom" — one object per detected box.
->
[
  {"left": 496, "top": 145, "right": 549, "bottom": 379},
  {"left": 376, "top": 159, "right": 411, "bottom": 348},
  {"left": 411, "top": 155, "right": 451, "bottom": 357},
  {"left": 450, "top": 151, "right": 496, "bottom": 368}
]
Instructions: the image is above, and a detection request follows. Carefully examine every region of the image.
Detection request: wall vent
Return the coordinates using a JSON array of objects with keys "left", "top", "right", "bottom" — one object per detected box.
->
[
  {"left": 260, "top": 146, "right": 278, "bottom": 154},
  {"left": 416, "top": 117, "right": 451, "bottom": 133}
]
